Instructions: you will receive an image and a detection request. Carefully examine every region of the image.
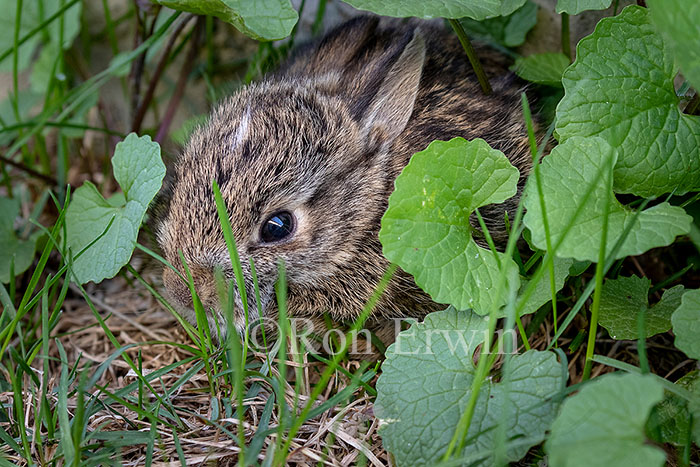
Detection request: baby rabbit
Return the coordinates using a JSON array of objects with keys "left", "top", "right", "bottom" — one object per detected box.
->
[{"left": 154, "top": 16, "right": 533, "bottom": 341}]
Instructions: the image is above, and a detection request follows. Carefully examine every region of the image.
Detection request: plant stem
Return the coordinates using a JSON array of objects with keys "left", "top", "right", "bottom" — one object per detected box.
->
[
  {"left": 155, "top": 17, "right": 203, "bottom": 143},
  {"left": 582, "top": 155, "right": 613, "bottom": 380},
  {"left": 131, "top": 14, "right": 195, "bottom": 133},
  {"left": 448, "top": 19, "right": 492, "bottom": 95},
  {"left": 0, "top": 154, "right": 58, "bottom": 185},
  {"left": 312, "top": 0, "right": 327, "bottom": 36},
  {"left": 0, "top": 0, "right": 80, "bottom": 65},
  {"left": 561, "top": 13, "right": 572, "bottom": 61}
]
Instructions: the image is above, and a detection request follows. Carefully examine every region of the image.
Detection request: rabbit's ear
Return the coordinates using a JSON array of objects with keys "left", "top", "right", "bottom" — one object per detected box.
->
[{"left": 360, "top": 30, "right": 425, "bottom": 150}]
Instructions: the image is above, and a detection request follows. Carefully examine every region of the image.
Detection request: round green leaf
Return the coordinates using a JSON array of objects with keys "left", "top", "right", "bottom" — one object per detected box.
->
[
  {"left": 671, "top": 289, "right": 700, "bottom": 360},
  {"left": 153, "top": 0, "right": 298, "bottom": 40},
  {"left": 648, "top": 0, "right": 700, "bottom": 92},
  {"left": 375, "top": 308, "right": 565, "bottom": 465},
  {"left": 342, "top": 0, "right": 527, "bottom": 21},
  {"left": 556, "top": 5, "right": 700, "bottom": 197},
  {"left": 555, "top": 0, "right": 612, "bottom": 15},
  {"left": 65, "top": 134, "right": 165, "bottom": 284},
  {"left": 523, "top": 136, "right": 692, "bottom": 262},
  {"left": 380, "top": 138, "right": 520, "bottom": 313},
  {"left": 546, "top": 372, "right": 666, "bottom": 467},
  {"left": 599, "top": 276, "right": 684, "bottom": 340}
]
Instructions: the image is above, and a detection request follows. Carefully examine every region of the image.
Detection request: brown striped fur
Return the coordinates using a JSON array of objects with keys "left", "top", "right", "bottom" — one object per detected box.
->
[{"left": 154, "top": 16, "right": 533, "bottom": 340}]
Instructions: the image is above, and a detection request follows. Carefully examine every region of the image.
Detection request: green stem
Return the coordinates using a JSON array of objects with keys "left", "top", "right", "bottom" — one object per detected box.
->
[
  {"left": 582, "top": 154, "right": 613, "bottom": 380},
  {"left": 101, "top": 0, "right": 119, "bottom": 55},
  {"left": 11, "top": 0, "right": 22, "bottom": 123},
  {"left": 0, "top": 0, "right": 80, "bottom": 65},
  {"left": 561, "top": 13, "right": 572, "bottom": 61},
  {"left": 522, "top": 94, "right": 559, "bottom": 341},
  {"left": 448, "top": 19, "right": 492, "bottom": 95}
]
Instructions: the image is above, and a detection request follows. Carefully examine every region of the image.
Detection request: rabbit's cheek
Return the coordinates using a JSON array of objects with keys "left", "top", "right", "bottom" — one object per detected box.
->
[{"left": 162, "top": 266, "right": 192, "bottom": 310}]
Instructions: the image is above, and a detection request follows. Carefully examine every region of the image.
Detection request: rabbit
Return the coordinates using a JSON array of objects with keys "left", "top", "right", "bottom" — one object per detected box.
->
[{"left": 153, "top": 16, "right": 534, "bottom": 345}]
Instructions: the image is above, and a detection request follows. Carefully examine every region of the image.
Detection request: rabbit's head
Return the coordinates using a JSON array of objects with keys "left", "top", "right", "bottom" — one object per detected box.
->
[{"left": 155, "top": 24, "right": 432, "bottom": 337}]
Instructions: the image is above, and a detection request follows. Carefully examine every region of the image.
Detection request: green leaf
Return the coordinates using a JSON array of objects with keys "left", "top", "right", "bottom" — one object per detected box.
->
[
  {"left": 598, "top": 276, "right": 684, "bottom": 340},
  {"left": 0, "top": 197, "right": 39, "bottom": 283},
  {"left": 458, "top": 1, "right": 537, "bottom": 47},
  {"left": 65, "top": 134, "right": 165, "bottom": 284},
  {"left": 375, "top": 308, "right": 565, "bottom": 465},
  {"left": 380, "top": 138, "right": 520, "bottom": 313},
  {"left": 647, "top": 370, "right": 700, "bottom": 446},
  {"left": 342, "top": 0, "right": 527, "bottom": 21},
  {"left": 671, "top": 289, "right": 700, "bottom": 360},
  {"left": 0, "top": 0, "right": 82, "bottom": 71},
  {"left": 545, "top": 372, "right": 666, "bottom": 467},
  {"left": 152, "top": 0, "right": 298, "bottom": 40},
  {"left": 512, "top": 53, "right": 570, "bottom": 86},
  {"left": 648, "top": 0, "right": 700, "bottom": 92},
  {"left": 523, "top": 136, "right": 692, "bottom": 262},
  {"left": 556, "top": 5, "right": 700, "bottom": 197},
  {"left": 555, "top": 0, "right": 612, "bottom": 15}
]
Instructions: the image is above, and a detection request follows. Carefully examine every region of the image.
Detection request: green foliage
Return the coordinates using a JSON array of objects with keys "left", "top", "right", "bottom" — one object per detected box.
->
[
  {"left": 512, "top": 53, "right": 570, "bottom": 86},
  {"left": 0, "top": 197, "right": 39, "bottom": 283},
  {"left": 342, "top": 0, "right": 527, "bottom": 21},
  {"left": 153, "top": 0, "right": 298, "bottom": 40},
  {"left": 671, "top": 289, "right": 700, "bottom": 360},
  {"left": 648, "top": 371, "right": 700, "bottom": 446},
  {"left": 546, "top": 372, "right": 666, "bottom": 467},
  {"left": 598, "top": 276, "right": 684, "bottom": 340},
  {"left": 458, "top": 1, "right": 538, "bottom": 47},
  {"left": 0, "top": 91, "right": 40, "bottom": 145},
  {"left": 556, "top": 6, "right": 700, "bottom": 197},
  {"left": 65, "top": 134, "right": 165, "bottom": 284},
  {"left": 523, "top": 137, "right": 691, "bottom": 262},
  {"left": 3, "top": 0, "right": 700, "bottom": 465},
  {"left": 648, "top": 0, "right": 700, "bottom": 91},
  {"left": 375, "top": 308, "right": 565, "bottom": 465},
  {"left": 380, "top": 138, "right": 520, "bottom": 313},
  {"left": 555, "top": 0, "right": 612, "bottom": 15},
  {"left": 0, "top": 0, "right": 82, "bottom": 71}
]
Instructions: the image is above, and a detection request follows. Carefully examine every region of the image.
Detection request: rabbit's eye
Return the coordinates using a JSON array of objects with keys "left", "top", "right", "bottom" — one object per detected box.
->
[{"left": 261, "top": 211, "right": 295, "bottom": 243}]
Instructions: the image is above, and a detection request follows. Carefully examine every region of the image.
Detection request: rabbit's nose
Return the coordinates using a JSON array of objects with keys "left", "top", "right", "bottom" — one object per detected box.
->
[{"left": 164, "top": 265, "right": 223, "bottom": 312}]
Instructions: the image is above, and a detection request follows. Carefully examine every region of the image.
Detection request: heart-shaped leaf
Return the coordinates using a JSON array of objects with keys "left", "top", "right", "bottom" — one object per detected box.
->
[
  {"left": 523, "top": 136, "right": 691, "bottom": 262},
  {"left": 65, "top": 134, "right": 165, "bottom": 284},
  {"left": 376, "top": 308, "right": 565, "bottom": 465},
  {"left": 556, "top": 6, "right": 700, "bottom": 197},
  {"left": 599, "top": 276, "right": 684, "bottom": 340},
  {"left": 380, "top": 138, "right": 520, "bottom": 313},
  {"left": 546, "top": 372, "right": 666, "bottom": 467}
]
